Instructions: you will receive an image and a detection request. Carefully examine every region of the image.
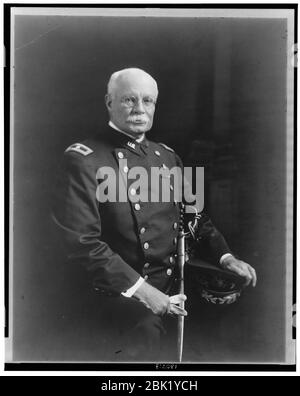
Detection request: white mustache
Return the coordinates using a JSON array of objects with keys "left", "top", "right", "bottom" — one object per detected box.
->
[{"left": 127, "top": 117, "right": 148, "bottom": 123}]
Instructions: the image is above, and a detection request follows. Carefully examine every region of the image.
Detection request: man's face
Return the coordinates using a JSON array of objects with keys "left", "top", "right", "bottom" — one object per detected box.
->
[{"left": 106, "top": 73, "right": 158, "bottom": 137}]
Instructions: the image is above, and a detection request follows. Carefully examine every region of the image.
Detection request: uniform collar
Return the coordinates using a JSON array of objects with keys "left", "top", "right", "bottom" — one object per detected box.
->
[
  {"left": 108, "top": 121, "right": 145, "bottom": 143},
  {"left": 107, "top": 121, "right": 149, "bottom": 155}
]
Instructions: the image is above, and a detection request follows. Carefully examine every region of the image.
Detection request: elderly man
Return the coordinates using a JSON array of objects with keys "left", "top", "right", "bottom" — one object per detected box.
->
[{"left": 53, "top": 68, "right": 256, "bottom": 361}]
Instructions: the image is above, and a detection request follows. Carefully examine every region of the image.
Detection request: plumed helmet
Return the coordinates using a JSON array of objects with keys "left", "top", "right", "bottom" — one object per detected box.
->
[{"left": 186, "top": 258, "right": 246, "bottom": 305}]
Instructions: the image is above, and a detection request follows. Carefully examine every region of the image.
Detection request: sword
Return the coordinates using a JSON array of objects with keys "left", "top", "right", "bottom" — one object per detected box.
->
[{"left": 177, "top": 204, "right": 186, "bottom": 362}]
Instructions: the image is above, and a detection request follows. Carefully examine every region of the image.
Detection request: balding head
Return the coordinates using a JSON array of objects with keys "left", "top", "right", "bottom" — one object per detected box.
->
[
  {"left": 105, "top": 68, "right": 158, "bottom": 138},
  {"left": 107, "top": 68, "right": 158, "bottom": 99}
]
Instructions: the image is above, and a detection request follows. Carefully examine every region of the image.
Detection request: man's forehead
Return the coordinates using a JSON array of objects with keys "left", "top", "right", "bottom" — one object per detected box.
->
[{"left": 115, "top": 73, "right": 157, "bottom": 95}]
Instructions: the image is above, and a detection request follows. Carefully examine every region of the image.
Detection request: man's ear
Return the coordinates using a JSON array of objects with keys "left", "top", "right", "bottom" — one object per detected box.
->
[{"left": 105, "top": 94, "right": 112, "bottom": 110}]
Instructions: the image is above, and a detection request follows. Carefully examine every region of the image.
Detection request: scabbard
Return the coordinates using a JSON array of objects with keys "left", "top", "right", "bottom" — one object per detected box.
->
[{"left": 177, "top": 228, "right": 185, "bottom": 362}]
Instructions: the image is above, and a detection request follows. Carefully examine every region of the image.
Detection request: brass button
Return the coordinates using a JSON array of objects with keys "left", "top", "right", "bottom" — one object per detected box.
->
[
  {"left": 166, "top": 268, "right": 172, "bottom": 276},
  {"left": 169, "top": 256, "right": 174, "bottom": 264},
  {"left": 144, "top": 262, "right": 150, "bottom": 268},
  {"left": 144, "top": 275, "right": 149, "bottom": 281},
  {"left": 143, "top": 242, "right": 149, "bottom": 250},
  {"left": 140, "top": 227, "right": 146, "bottom": 234},
  {"left": 134, "top": 203, "right": 141, "bottom": 211},
  {"left": 173, "top": 222, "right": 178, "bottom": 230},
  {"left": 155, "top": 150, "right": 161, "bottom": 156},
  {"left": 130, "top": 188, "right": 136, "bottom": 196},
  {"left": 117, "top": 152, "right": 124, "bottom": 159},
  {"left": 123, "top": 166, "right": 129, "bottom": 173}
]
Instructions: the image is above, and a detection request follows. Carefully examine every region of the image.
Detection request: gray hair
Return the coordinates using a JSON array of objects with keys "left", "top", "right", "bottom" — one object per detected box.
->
[{"left": 107, "top": 68, "right": 158, "bottom": 98}]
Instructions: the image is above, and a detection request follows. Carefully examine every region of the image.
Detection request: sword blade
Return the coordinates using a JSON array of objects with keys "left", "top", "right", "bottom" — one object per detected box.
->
[
  {"left": 177, "top": 228, "right": 185, "bottom": 362},
  {"left": 177, "top": 315, "right": 184, "bottom": 362}
]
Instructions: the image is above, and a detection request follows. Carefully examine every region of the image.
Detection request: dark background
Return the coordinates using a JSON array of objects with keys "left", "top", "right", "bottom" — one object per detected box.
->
[{"left": 12, "top": 15, "right": 288, "bottom": 362}]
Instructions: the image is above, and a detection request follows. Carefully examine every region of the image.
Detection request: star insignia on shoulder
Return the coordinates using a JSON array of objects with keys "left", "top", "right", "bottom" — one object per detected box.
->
[{"left": 65, "top": 143, "right": 93, "bottom": 156}]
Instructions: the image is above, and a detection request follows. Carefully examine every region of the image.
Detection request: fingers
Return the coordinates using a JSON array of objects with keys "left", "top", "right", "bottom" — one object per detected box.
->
[
  {"left": 233, "top": 261, "right": 256, "bottom": 287},
  {"left": 247, "top": 265, "right": 257, "bottom": 287},
  {"left": 163, "top": 298, "right": 171, "bottom": 316},
  {"left": 237, "top": 262, "right": 256, "bottom": 287},
  {"left": 228, "top": 262, "right": 252, "bottom": 286},
  {"left": 243, "top": 267, "right": 252, "bottom": 287},
  {"left": 229, "top": 264, "right": 251, "bottom": 285},
  {"left": 167, "top": 294, "right": 188, "bottom": 316},
  {"left": 169, "top": 294, "right": 187, "bottom": 304},
  {"left": 168, "top": 304, "right": 188, "bottom": 316}
]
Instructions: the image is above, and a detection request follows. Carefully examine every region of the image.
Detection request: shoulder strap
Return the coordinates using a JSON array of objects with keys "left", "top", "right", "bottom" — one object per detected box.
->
[{"left": 158, "top": 142, "right": 174, "bottom": 153}]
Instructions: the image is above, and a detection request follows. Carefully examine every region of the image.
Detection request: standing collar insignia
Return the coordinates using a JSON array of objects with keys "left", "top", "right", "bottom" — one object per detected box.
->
[{"left": 127, "top": 141, "right": 136, "bottom": 149}]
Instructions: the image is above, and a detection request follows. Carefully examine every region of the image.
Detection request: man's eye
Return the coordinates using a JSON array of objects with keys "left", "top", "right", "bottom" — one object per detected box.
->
[
  {"left": 123, "top": 97, "right": 135, "bottom": 105},
  {"left": 143, "top": 98, "right": 155, "bottom": 106}
]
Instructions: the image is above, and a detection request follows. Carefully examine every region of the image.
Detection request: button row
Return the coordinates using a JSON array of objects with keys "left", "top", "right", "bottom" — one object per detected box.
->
[
  {"left": 143, "top": 269, "right": 173, "bottom": 279},
  {"left": 143, "top": 242, "right": 149, "bottom": 250},
  {"left": 143, "top": 258, "right": 176, "bottom": 268},
  {"left": 135, "top": 202, "right": 178, "bottom": 210},
  {"left": 139, "top": 226, "right": 176, "bottom": 236},
  {"left": 142, "top": 255, "right": 176, "bottom": 266}
]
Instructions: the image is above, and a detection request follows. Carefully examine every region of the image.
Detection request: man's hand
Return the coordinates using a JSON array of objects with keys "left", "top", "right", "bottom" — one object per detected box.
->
[
  {"left": 133, "top": 281, "right": 187, "bottom": 316},
  {"left": 169, "top": 294, "right": 187, "bottom": 316},
  {"left": 221, "top": 256, "right": 257, "bottom": 287}
]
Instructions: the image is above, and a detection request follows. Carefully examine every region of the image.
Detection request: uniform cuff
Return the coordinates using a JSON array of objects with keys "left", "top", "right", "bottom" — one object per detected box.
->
[
  {"left": 121, "top": 276, "right": 145, "bottom": 298},
  {"left": 219, "top": 253, "right": 234, "bottom": 265}
]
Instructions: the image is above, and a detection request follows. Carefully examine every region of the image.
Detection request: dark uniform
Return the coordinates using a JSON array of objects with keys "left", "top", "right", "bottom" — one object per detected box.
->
[{"left": 52, "top": 125, "right": 231, "bottom": 361}]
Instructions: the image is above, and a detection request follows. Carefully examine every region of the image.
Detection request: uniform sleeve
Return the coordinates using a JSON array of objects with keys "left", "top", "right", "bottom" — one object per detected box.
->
[
  {"left": 52, "top": 152, "right": 140, "bottom": 295},
  {"left": 190, "top": 212, "right": 232, "bottom": 264},
  {"left": 174, "top": 153, "right": 232, "bottom": 264}
]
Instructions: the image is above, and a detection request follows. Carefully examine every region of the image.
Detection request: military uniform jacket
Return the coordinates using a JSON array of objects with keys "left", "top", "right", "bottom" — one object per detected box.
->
[{"left": 53, "top": 126, "right": 231, "bottom": 295}]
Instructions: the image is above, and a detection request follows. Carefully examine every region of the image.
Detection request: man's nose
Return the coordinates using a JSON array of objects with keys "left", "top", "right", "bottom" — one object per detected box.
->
[{"left": 132, "top": 99, "right": 146, "bottom": 114}]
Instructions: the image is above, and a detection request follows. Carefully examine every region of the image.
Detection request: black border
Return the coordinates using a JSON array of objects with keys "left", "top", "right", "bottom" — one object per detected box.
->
[
  {"left": 3, "top": 362, "right": 297, "bottom": 371},
  {"left": 3, "top": 3, "right": 297, "bottom": 373}
]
